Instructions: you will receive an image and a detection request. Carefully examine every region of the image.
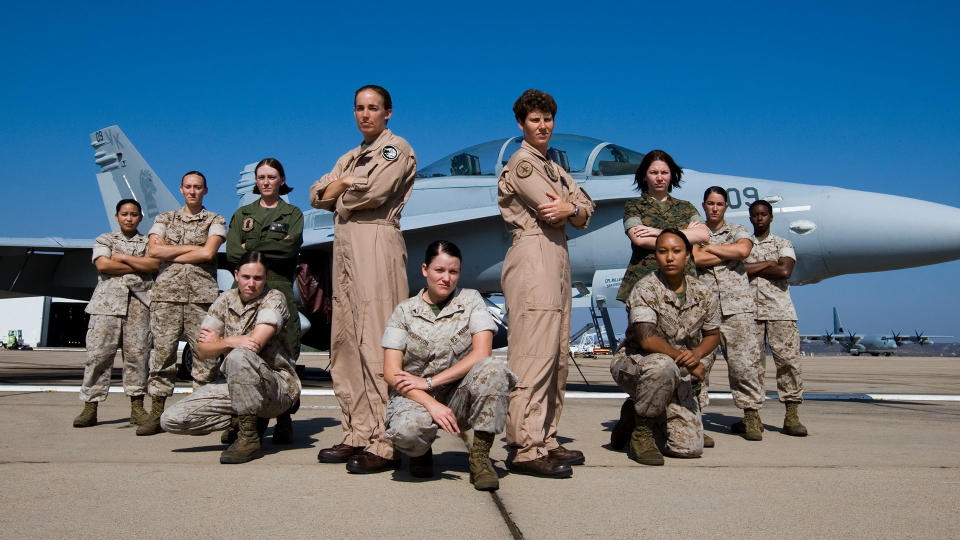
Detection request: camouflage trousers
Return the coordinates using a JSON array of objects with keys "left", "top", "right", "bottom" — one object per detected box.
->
[
  {"left": 80, "top": 297, "right": 150, "bottom": 402},
  {"left": 700, "top": 312, "right": 764, "bottom": 410},
  {"left": 148, "top": 301, "right": 212, "bottom": 397},
  {"left": 610, "top": 349, "right": 703, "bottom": 457},
  {"left": 754, "top": 320, "right": 804, "bottom": 403},
  {"left": 160, "top": 348, "right": 298, "bottom": 435},
  {"left": 385, "top": 357, "right": 516, "bottom": 458}
]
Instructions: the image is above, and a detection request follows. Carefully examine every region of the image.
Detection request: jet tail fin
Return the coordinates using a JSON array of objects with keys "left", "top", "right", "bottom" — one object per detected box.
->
[
  {"left": 833, "top": 307, "right": 844, "bottom": 334},
  {"left": 90, "top": 126, "right": 179, "bottom": 232}
]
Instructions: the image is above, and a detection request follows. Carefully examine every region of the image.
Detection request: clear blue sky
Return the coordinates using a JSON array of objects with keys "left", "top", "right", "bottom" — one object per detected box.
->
[{"left": 2, "top": 1, "right": 959, "bottom": 337}]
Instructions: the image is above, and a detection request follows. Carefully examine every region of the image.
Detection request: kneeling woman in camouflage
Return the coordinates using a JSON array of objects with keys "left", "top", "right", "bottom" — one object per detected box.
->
[
  {"left": 382, "top": 240, "right": 515, "bottom": 490},
  {"left": 610, "top": 229, "right": 720, "bottom": 465},
  {"left": 160, "top": 251, "right": 301, "bottom": 464}
]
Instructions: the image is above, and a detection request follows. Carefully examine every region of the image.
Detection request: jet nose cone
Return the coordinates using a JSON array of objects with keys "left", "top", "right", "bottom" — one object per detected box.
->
[{"left": 817, "top": 187, "right": 960, "bottom": 275}]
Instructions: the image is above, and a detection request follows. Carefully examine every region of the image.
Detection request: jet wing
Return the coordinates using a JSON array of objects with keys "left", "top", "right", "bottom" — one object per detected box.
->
[{"left": 0, "top": 237, "right": 97, "bottom": 300}]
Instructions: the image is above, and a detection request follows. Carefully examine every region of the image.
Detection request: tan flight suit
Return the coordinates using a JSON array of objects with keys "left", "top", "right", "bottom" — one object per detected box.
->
[
  {"left": 161, "top": 288, "right": 301, "bottom": 434},
  {"left": 745, "top": 233, "right": 804, "bottom": 403},
  {"left": 310, "top": 128, "right": 416, "bottom": 460},
  {"left": 382, "top": 288, "right": 515, "bottom": 457},
  {"left": 696, "top": 222, "right": 763, "bottom": 410},
  {"left": 498, "top": 140, "right": 595, "bottom": 463},
  {"left": 148, "top": 207, "right": 226, "bottom": 396},
  {"left": 611, "top": 272, "right": 720, "bottom": 457},
  {"left": 81, "top": 231, "right": 153, "bottom": 402}
]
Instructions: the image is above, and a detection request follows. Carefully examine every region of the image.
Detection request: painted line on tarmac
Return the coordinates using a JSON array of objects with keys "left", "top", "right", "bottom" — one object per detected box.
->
[{"left": 2, "top": 385, "right": 960, "bottom": 402}]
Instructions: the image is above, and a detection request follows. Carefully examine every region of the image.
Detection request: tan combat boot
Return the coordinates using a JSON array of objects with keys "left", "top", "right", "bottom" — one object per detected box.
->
[
  {"left": 628, "top": 417, "right": 664, "bottom": 466},
  {"left": 742, "top": 409, "right": 763, "bottom": 441},
  {"left": 783, "top": 402, "right": 808, "bottom": 436},
  {"left": 136, "top": 395, "right": 166, "bottom": 436},
  {"left": 703, "top": 434, "right": 715, "bottom": 448},
  {"left": 469, "top": 431, "right": 499, "bottom": 491},
  {"left": 73, "top": 402, "right": 98, "bottom": 428},
  {"left": 220, "top": 415, "right": 262, "bottom": 464},
  {"left": 129, "top": 396, "right": 148, "bottom": 426}
]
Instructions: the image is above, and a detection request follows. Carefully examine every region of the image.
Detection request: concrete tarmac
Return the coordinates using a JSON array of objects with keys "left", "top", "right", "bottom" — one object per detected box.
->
[{"left": 1, "top": 350, "right": 958, "bottom": 538}]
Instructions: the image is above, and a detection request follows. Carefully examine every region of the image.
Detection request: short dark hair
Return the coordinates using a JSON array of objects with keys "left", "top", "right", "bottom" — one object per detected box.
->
[
  {"left": 355, "top": 85, "right": 392, "bottom": 110},
  {"left": 424, "top": 240, "right": 462, "bottom": 266},
  {"left": 635, "top": 149, "right": 683, "bottom": 193},
  {"left": 253, "top": 157, "right": 292, "bottom": 195},
  {"left": 513, "top": 89, "right": 557, "bottom": 123},
  {"left": 181, "top": 170, "right": 207, "bottom": 189},
  {"left": 237, "top": 250, "right": 267, "bottom": 270},
  {"left": 703, "top": 185, "right": 728, "bottom": 203},
  {"left": 115, "top": 198, "right": 141, "bottom": 214},
  {"left": 749, "top": 199, "right": 773, "bottom": 214},
  {"left": 656, "top": 228, "right": 693, "bottom": 254}
]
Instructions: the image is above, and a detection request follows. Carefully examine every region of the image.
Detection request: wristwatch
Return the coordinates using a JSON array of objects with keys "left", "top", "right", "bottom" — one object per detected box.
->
[
  {"left": 572, "top": 204, "right": 580, "bottom": 217},
  {"left": 426, "top": 377, "right": 433, "bottom": 390}
]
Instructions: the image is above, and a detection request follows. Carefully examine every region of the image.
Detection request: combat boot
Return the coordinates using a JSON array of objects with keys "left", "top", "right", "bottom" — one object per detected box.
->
[
  {"left": 703, "top": 434, "right": 715, "bottom": 448},
  {"left": 610, "top": 398, "right": 635, "bottom": 450},
  {"left": 469, "top": 431, "right": 499, "bottom": 491},
  {"left": 136, "top": 395, "right": 166, "bottom": 436},
  {"left": 628, "top": 417, "right": 663, "bottom": 466},
  {"left": 783, "top": 402, "right": 808, "bottom": 436},
  {"left": 129, "top": 396, "right": 148, "bottom": 426},
  {"left": 73, "top": 402, "right": 98, "bottom": 428},
  {"left": 409, "top": 448, "right": 434, "bottom": 479},
  {"left": 272, "top": 412, "right": 293, "bottom": 444},
  {"left": 221, "top": 416, "right": 238, "bottom": 444},
  {"left": 742, "top": 409, "right": 763, "bottom": 441},
  {"left": 220, "top": 415, "right": 263, "bottom": 464}
]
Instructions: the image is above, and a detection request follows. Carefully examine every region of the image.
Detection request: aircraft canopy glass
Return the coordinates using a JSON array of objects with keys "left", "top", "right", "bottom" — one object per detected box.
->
[{"left": 417, "top": 134, "right": 646, "bottom": 178}]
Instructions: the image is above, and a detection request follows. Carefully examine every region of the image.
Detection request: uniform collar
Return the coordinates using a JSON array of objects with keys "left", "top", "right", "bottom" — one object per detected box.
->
[
  {"left": 520, "top": 139, "right": 549, "bottom": 162},
  {"left": 358, "top": 128, "right": 393, "bottom": 156},
  {"left": 653, "top": 271, "right": 696, "bottom": 309},
  {"left": 178, "top": 206, "right": 208, "bottom": 222},
  {"left": 411, "top": 288, "right": 466, "bottom": 320},
  {"left": 226, "top": 287, "right": 270, "bottom": 316}
]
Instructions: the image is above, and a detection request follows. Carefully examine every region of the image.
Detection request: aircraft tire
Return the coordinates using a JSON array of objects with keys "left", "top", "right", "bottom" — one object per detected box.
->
[{"left": 176, "top": 345, "right": 194, "bottom": 382}]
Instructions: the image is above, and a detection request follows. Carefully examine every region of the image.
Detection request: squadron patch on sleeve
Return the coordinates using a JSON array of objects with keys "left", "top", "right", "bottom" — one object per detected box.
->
[
  {"left": 516, "top": 160, "right": 533, "bottom": 178},
  {"left": 382, "top": 145, "right": 399, "bottom": 161},
  {"left": 544, "top": 161, "right": 560, "bottom": 182},
  {"left": 241, "top": 217, "right": 255, "bottom": 232}
]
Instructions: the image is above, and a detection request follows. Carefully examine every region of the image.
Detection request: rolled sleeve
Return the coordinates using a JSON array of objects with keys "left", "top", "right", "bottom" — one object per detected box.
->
[
  {"left": 92, "top": 234, "right": 113, "bottom": 262},
  {"left": 467, "top": 295, "right": 498, "bottom": 335},
  {"left": 201, "top": 315, "right": 225, "bottom": 335},
  {"left": 255, "top": 308, "right": 283, "bottom": 328},
  {"left": 148, "top": 222, "right": 166, "bottom": 238},
  {"left": 208, "top": 217, "right": 227, "bottom": 239},
  {"left": 629, "top": 305, "right": 658, "bottom": 325},
  {"left": 702, "top": 295, "right": 721, "bottom": 332},
  {"left": 779, "top": 240, "right": 797, "bottom": 261},
  {"left": 381, "top": 304, "right": 409, "bottom": 350}
]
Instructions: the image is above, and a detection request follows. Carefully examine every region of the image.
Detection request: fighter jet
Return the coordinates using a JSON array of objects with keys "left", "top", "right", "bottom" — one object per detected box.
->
[
  {"left": 802, "top": 307, "right": 950, "bottom": 356},
  {"left": 3, "top": 125, "right": 960, "bottom": 346}
]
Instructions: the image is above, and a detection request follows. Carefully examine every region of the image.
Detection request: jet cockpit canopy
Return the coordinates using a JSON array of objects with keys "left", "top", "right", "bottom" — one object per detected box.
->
[{"left": 417, "top": 134, "right": 646, "bottom": 179}]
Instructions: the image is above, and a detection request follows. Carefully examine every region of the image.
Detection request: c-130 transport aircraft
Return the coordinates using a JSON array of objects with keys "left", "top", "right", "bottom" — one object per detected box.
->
[{"left": 1, "top": 125, "right": 959, "bottom": 349}]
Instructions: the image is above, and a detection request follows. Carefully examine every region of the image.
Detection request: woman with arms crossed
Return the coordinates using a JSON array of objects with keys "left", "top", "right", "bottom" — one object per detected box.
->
[
  {"left": 693, "top": 186, "right": 764, "bottom": 441},
  {"left": 74, "top": 199, "right": 159, "bottom": 427},
  {"left": 611, "top": 149, "right": 709, "bottom": 449},
  {"left": 498, "top": 89, "right": 595, "bottom": 478},
  {"left": 310, "top": 85, "right": 417, "bottom": 474},
  {"left": 382, "top": 240, "right": 514, "bottom": 490}
]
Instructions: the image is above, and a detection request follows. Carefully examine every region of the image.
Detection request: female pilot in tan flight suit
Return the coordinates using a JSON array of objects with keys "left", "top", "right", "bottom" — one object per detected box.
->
[
  {"left": 498, "top": 89, "right": 595, "bottom": 478},
  {"left": 310, "top": 85, "right": 417, "bottom": 474}
]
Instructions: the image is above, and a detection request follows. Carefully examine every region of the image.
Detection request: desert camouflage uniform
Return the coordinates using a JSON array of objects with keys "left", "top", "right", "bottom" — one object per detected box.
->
[
  {"left": 381, "top": 289, "right": 515, "bottom": 457},
  {"left": 148, "top": 207, "right": 226, "bottom": 396},
  {"left": 611, "top": 272, "right": 720, "bottom": 457},
  {"left": 696, "top": 221, "right": 763, "bottom": 410},
  {"left": 745, "top": 233, "right": 804, "bottom": 403},
  {"left": 160, "top": 288, "right": 301, "bottom": 434},
  {"left": 81, "top": 232, "right": 153, "bottom": 402},
  {"left": 617, "top": 194, "right": 702, "bottom": 303}
]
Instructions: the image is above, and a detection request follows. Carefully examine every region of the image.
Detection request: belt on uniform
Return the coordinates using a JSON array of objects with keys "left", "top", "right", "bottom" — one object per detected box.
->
[
  {"left": 352, "top": 218, "right": 400, "bottom": 228},
  {"left": 510, "top": 229, "right": 544, "bottom": 241}
]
